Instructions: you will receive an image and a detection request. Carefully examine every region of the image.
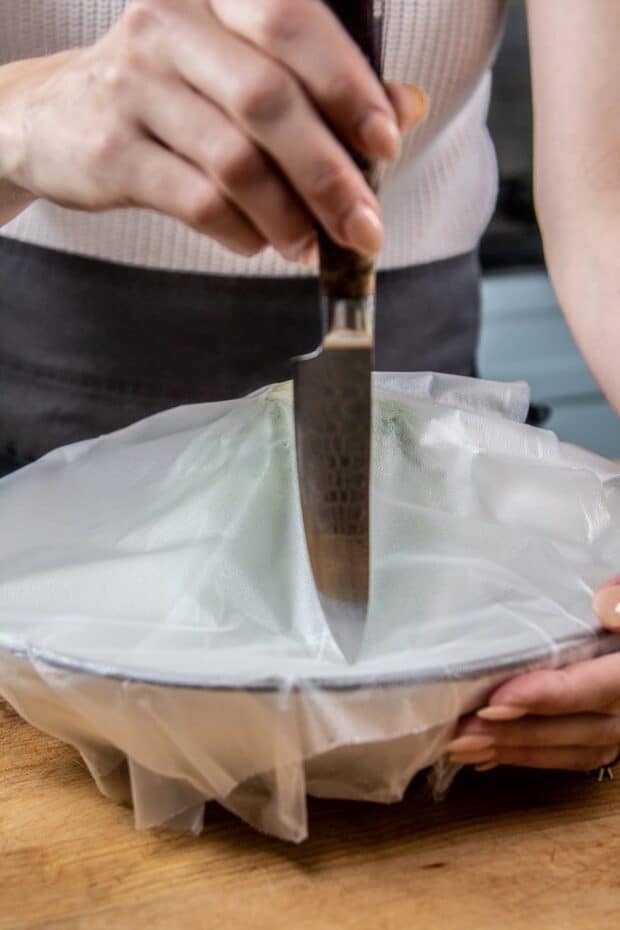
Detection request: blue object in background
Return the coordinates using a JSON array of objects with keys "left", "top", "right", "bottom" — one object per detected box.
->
[{"left": 478, "top": 270, "right": 620, "bottom": 459}]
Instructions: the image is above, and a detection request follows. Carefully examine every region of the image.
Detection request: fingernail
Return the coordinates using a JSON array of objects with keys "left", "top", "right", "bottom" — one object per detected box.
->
[
  {"left": 475, "top": 762, "right": 499, "bottom": 773},
  {"left": 449, "top": 749, "right": 497, "bottom": 766},
  {"left": 281, "top": 232, "right": 315, "bottom": 262},
  {"left": 358, "top": 110, "right": 401, "bottom": 159},
  {"left": 445, "top": 735, "right": 494, "bottom": 754},
  {"left": 477, "top": 705, "right": 528, "bottom": 722},
  {"left": 343, "top": 202, "right": 384, "bottom": 255},
  {"left": 404, "top": 85, "right": 429, "bottom": 127},
  {"left": 593, "top": 585, "right": 620, "bottom": 630}
]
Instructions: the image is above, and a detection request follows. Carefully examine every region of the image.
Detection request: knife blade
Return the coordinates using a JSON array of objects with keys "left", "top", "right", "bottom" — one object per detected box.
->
[{"left": 293, "top": 0, "right": 383, "bottom": 661}]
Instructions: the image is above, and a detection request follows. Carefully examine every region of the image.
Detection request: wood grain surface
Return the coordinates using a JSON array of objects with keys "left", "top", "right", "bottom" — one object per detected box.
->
[{"left": 2, "top": 698, "right": 620, "bottom": 929}]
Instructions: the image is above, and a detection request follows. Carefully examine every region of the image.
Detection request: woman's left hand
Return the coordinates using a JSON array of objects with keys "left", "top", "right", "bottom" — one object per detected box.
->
[{"left": 447, "top": 576, "right": 620, "bottom": 773}]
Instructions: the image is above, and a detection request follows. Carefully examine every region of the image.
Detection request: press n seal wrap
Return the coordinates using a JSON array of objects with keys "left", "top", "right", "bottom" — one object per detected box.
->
[{"left": 1, "top": 373, "right": 619, "bottom": 841}]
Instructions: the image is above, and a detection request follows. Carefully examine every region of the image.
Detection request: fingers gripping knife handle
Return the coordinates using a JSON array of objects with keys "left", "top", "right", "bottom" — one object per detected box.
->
[{"left": 320, "top": 0, "right": 383, "bottom": 314}]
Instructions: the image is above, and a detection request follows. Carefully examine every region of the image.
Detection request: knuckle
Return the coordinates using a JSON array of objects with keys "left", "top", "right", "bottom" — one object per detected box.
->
[
  {"left": 255, "top": 0, "right": 305, "bottom": 44},
  {"left": 184, "top": 186, "right": 225, "bottom": 229},
  {"left": 308, "top": 160, "right": 352, "bottom": 211},
  {"left": 123, "top": 0, "right": 158, "bottom": 38},
  {"left": 100, "top": 61, "right": 134, "bottom": 94},
  {"left": 88, "top": 122, "right": 128, "bottom": 165},
  {"left": 323, "top": 71, "right": 358, "bottom": 108},
  {"left": 216, "top": 141, "right": 264, "bottom": 188},
  {"left": 234, "top": 66, "right": 294, "bottom": 124}
]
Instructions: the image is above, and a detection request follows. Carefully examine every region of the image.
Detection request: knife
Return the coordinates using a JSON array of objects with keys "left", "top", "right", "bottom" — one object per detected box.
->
[{"left": 293, "top": 0, "right": 383, "bottom": 661}]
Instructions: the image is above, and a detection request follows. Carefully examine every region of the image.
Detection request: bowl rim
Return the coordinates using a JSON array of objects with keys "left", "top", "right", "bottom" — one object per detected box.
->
[{"left": 2, "top": 629, "right": 619, "bottom": 693}]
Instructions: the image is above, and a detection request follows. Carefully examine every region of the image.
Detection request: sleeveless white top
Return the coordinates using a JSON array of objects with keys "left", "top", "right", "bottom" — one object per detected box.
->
[{"left": 0, "top": 0, "right": 506, "bottom": 274}]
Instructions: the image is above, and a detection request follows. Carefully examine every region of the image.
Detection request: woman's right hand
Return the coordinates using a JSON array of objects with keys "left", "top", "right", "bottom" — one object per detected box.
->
[{"left": 0, "top": 0, "right": 427, "bottom": 263}]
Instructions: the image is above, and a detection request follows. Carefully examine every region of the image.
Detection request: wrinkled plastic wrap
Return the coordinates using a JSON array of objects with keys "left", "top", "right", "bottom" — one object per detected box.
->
[{"left": 1, "top": 373, "right": 619, "bottom": 841}]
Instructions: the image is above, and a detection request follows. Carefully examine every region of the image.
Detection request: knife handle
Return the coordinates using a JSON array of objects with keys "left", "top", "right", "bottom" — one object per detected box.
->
[{"left": 319, "top": 1, "right": 383, "bottom": 301}]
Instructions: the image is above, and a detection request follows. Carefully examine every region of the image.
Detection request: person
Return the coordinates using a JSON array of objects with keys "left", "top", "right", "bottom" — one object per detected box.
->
[{"left": 0, "top": 0, "right": 619, "bottom": 775}]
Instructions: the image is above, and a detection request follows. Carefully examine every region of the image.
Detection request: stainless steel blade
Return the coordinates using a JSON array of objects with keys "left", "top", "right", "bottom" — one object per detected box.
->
[
  {"left": 292, "top": 0, "right": 381, "bottom": 660},
  {"left": 293, "top": 298, "right": 373, "bottom": 660}
]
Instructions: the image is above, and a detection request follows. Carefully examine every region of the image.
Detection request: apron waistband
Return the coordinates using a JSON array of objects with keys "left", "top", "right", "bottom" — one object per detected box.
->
[{"left": 0, "top": 237, "right": 480, "bottom": 462}]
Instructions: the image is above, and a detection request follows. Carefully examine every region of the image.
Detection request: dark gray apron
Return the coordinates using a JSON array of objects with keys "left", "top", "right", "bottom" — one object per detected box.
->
[{"left": 0, "top": 237, "right": 480, "bottom": 472}]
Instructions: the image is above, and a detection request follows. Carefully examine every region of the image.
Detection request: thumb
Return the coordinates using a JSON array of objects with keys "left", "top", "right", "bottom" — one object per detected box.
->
[
  {"left": 593, "top": 575, "right": 620, "bottom": 631},
  {"left": 384, "top": 83, "right": 429, "bottom": 133}
]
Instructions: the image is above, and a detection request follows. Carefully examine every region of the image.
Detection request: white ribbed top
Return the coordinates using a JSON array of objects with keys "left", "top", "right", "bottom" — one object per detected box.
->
[{"left": 0, "top": 0, "right": 506, "bottom": 274}]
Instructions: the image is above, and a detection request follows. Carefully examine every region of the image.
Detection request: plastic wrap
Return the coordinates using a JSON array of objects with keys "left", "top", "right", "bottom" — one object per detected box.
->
[{"left": 1, "top": 372, "right": 619, "bottom": 841}]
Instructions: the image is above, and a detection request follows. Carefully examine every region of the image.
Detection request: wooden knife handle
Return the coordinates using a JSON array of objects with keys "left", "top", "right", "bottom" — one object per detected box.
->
[{"left": 319, "top": 0, "right": 383, "bottom": 301}]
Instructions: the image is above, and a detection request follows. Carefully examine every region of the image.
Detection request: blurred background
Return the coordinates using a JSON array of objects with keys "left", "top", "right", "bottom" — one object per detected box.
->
[{"left": 478, "top": 0, "right": 620, "bottom": 457}]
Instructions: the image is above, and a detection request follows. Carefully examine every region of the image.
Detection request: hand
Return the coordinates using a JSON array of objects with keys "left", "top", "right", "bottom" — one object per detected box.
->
[
  {"left": 447, "top": 576, "right": 620, "bottom": 773},
  {"left": 0, "top": 0, "right": 427, "bottom": 261}
]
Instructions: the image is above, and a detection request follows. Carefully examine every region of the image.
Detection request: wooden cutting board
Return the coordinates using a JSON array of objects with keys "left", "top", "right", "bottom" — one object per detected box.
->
[{"left": 2, "top": 696, "right": 620, "bottom": 929}]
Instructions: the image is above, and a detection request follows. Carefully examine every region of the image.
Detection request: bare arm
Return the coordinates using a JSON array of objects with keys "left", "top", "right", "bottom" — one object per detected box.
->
[{"left": 526, "top": 0, "right": 620, "bottom": 412}]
